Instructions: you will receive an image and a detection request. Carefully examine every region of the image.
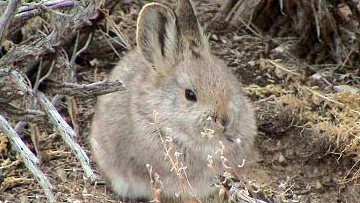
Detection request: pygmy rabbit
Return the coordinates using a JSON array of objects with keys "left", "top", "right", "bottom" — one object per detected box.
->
[{"left": 91, "top": 0, "right": 257, "bottom": 201}]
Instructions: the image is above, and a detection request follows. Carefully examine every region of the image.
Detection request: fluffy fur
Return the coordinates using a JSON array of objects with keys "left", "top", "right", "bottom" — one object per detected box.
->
[{"left": 90, "top": 0, "right": 257, "bottom": 201}]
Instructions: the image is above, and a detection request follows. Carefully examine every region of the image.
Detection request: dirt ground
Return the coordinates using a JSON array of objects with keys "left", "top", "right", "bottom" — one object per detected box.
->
[{"left": 1, "top": 1, "right": 360, "bottom": 203}]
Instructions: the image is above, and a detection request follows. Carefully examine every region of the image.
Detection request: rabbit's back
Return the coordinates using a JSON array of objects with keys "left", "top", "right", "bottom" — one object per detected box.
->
[
  {"left": 90, "top": 51, "right": 154, "bottom": 198},
  {"left": 91, "top": 50, "right": 146, "bottom": 152}
]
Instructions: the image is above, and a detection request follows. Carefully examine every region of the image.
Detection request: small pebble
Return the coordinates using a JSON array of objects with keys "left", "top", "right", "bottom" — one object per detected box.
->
[
  {"left": 211, "top": 34, "right": 219, "bottom": 41},
  {"left": 274, "top": 45, "right": 286, "bottom": 53},
  {"left": 20, "top": 196, "right": 29, "bottom": 203},
  {"left": 255, "top": 75, "right": 263, "bottom": 82},
  {"left": 248, "top": 61, "right": 256, "bottom": 67},
  {"left": 315, "top": 180, "right": 323, "bottom": 190},
  {"left": 333, "top": 85, "right": 360, "bottom": 94},
  {"left": 313, "top": 167, "right": 319, "bottom": 174},
  {"left": 57, "top": 169, "right": 68, "bottom": 182},
  {"left": 278, "top": 153, "right": 286, "bottom": 164},
  {"left": 233, "top": 35, "right": 243, "bottom": 41}
]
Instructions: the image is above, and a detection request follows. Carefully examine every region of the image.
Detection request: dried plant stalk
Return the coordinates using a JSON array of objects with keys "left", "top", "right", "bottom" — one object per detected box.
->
[
  {"left": 0, "top": 115, "right": 54, "bottom": 203},
  {"left": 36, "top": 92, "right": 98, "bottom": 182}
]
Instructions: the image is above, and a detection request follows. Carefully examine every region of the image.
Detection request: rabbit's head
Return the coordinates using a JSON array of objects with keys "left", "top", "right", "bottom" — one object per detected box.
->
[{"left": 134, "top": 0, "right": 256, "bottom": 146}]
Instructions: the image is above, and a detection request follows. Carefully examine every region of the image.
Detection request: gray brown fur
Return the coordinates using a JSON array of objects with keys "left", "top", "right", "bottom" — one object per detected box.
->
[{"left": 90, "top": 0, "right": 257, "bottom": 200}]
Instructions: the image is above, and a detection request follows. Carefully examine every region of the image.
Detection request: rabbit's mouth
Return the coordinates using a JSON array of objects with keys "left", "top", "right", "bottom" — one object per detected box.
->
[
  {"left": 223, "top": 133, "right": 238, "bottom": 143},
  {"left": 196, "top": 113, "right": 232, "bottom": 141}
]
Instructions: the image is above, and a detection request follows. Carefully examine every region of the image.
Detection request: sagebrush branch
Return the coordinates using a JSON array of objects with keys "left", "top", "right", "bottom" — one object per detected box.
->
[
  {"left": 52, "top": 80, "right": 125, "bottom": 97},
  {"left": 0, "top": 102, "right": 45, "bottom": 122},
  {"left": 4, "top": 0, "right": 74, "bottom": 39},
  {"left": 15, "top": 59, "right": 56, "bottom": 134},
  {"left": 36, "top": 92, "right": 99, "bottom": 182},
  {"left": 51, "top": 32, "right": 93, "bottom": 105},
  {"left": 18, "top": 0, "right": 74, "bottom": 13},
  {"left": 9, "top": 70, "right": 98, "bottom": 181},
  {"left": 0, "top": 115, "right": 54, "bottom": 203},
  {"left": 0, "top": 2, "right": 98, "bottom": 68}
]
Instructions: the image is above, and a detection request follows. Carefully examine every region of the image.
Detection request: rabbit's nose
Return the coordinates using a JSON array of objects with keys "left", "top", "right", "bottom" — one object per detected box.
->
[
  {"left": 220, "top": 116, "right": 229, "bottom": 127},
  {"left": 216, "top": 115, "right": 229, "bottom": 133},
  {"left": 211, "top": 115, "right": 229, "bottom": 131}
]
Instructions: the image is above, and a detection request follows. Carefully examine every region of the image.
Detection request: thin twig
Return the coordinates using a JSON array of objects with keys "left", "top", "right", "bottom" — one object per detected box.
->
[
  {"left": 52, "top": 33, "right": 93, "bottom": 105},
  {"left": 15, "top": 59, "right": 56, "bottom": 133},
  {"left": 36, "top": 59, "right": 56, "bottom": 91},
  {"left": 100, "top": 30, "right": 122, "bottom": 59},
  {"left": 0, "top": 103, "right": 46, "bottom": 122},
  {"left": 266, "top": 59, "right": 302, "bottom": 76},
  {"left": 107, "top": 17, "right": 132, "bottom": 50},
  {"left": 14, "top": 0, "right": 74, "bottom": 24},
  {"left": 17, "top": 0, "right": 74, "bottom": 13},
  {"left": 311, "top": 0, "right": 321, "bottom": 41},
  {"left": 31, "top": 123, "right": 43, "bottom": 163},
  {"left": 68, "top": 97, "right": 80, "bottom": 137},
  {"left": 0, "top": 159, "right": 21, "bottom": 170},
  {"left": 70, "top": 31, "right": 81, "bottom": 68},
  {"left": 72, "top": 32, "right": 93, "bottom": 66}
]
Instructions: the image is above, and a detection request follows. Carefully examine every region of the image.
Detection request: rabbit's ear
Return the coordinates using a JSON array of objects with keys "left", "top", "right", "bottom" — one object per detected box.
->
[
  {"left": 176, "top": 0, "right": 207, "bottom": 53},
  {"left": 136, "top": 3, "right": 179, "bottom": 70}
]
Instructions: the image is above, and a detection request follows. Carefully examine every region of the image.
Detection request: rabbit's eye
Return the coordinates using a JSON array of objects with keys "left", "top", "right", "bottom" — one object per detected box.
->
[{"left": 185, "top": 89, "right": 197, "bottom": 102}]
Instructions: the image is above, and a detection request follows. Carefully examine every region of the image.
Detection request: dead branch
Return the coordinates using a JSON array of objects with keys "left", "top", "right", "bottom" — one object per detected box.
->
[
  {"left": 51, "top": 80, "right": 125, "bottom": 97},
  {"left": 3, "top": 0, "right": 74, "bottom": 41},
  {"left": 12, "top": 59, "right": 56, "bottom": 161},
  {"left": 0, "top": 115, "right": 54, "bottom": 203},
  {"left": 17, "top": 0, "right": 74, "bottom": 14},
  {"left": 51, "top": 32, "right": 93, "bottom": 105},
  {"left": 0, "top": 102, "right": 45, "bottom": 122},
  {"left": 13, "top": 69, "right": 98, "bottom": 181},
  {"left": 36, "top": 92, "right": 98, "bottom": 182},
  {"left": 14, "top": 59, "right": 56, "bottom": 133},
  {"left": 9, "top": 69, "right": 98, "bottom": 184},
  {"left": 10, "top": 14, "right": 93, "bottom": 133},
  {"left": 0, "top": 0, "right": 21, "bottom": 44},
  {"left": 0, "top": 1, "right": 99, "bottom": 68}
]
